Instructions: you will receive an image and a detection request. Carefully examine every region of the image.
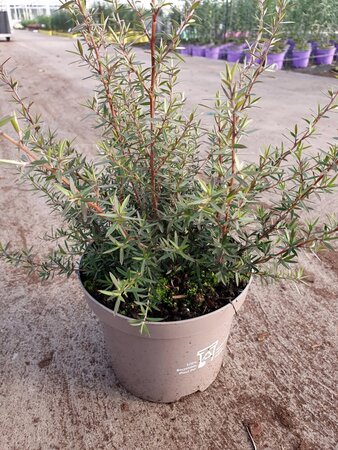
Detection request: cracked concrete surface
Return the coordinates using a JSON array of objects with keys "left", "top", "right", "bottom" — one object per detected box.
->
[{"left": 0, "top": 31, "right": 337, "bottom": 450}]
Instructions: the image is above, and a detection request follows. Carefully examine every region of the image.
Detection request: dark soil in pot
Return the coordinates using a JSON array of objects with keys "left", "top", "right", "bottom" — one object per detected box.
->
[{"left": 80, "top": 266, "right": 248, "bottom": 322}]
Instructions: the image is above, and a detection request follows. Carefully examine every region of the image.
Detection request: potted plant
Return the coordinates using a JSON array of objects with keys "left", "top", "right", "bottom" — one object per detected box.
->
[
  {"left": 314, "top": 38, "right": 336, "bottom": 65},
  {"left": 291, "top": 38, "right": 312, "bottom": 68},
  {"left": 265, "top": 40, "right": 288, "bottom": 70},
  {"left": 310, "top": 23, "right": 336, "bottom": 65},
  {"left": 0, "top": 0, "right": 337, "bottom": 403}
]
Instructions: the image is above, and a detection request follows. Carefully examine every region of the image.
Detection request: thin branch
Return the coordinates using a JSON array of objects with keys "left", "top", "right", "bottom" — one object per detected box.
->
[
  {"left": 257, "top": 155, "right": 338, "bottom": 242},
  {"left": 255, "top": 226, "right": 338, "bottom": 265},
  {"left": 0, "top": 131, "right": 103, "bottom": 214},
  {"left": 76, "top": 0, "right": 119, "bottom": 124}
]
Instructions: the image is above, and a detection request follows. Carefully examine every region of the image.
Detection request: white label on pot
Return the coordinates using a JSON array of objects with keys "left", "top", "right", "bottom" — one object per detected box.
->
[{"left": 176, "top": 340, "right": 226, "bottom": 375}]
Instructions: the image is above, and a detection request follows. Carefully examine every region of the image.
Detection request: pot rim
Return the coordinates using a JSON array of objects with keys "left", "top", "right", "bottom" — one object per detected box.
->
[
  {"left": 78, "top": 266, "right": 252, "bottom": 326},
  {"left": 292, "top": 47, "right": 311, "bottom": 53}
]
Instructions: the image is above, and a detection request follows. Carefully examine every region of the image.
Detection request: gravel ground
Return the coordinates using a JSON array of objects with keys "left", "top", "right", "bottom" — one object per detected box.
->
[{"left": 0, "top": 31, "right": 337, "bottom": 450}]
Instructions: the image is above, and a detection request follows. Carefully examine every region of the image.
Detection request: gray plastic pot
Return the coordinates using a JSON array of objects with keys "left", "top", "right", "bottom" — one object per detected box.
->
[{"left": 80, "top": 277, "right": 251, "bottom": 403}]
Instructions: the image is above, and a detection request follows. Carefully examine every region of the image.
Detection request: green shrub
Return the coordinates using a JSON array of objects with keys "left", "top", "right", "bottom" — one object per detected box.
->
[
  {"left": 37, "top": 15, "right": 52, "bottom": 29},
  {"left": 1, "top": 0, "right": 337, "bottom": 332}
]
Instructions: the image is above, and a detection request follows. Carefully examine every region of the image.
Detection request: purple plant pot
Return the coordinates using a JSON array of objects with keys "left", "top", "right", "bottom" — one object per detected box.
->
[
  {"left": 266, "top": 50, "right": 287, "bottom": 70},
  {"left": 291, "top": 48, "right": 311, "bottom": 68},
  {"left": 205, "top": 46, "right": 221, "bottom": 59},
  {"left": 192, "top": 45, "right": 207, "bottom": 57},
  {"left": 227, "top": 45, "right": 244, "bottom": 62},
  {"left": 314, "top": 46, "right": 335, "bottom": 65}
]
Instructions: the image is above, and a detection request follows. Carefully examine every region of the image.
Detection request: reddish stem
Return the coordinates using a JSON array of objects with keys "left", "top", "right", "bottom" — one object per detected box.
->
[
  {"left": 149, "top": 1, "right": 158, "bottom": 215},
  {"left": 222, "top": 110, "right": 238, "bottom": 236}
]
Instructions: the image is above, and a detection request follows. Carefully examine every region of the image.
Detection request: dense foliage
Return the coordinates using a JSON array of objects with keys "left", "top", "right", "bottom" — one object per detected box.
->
[
  {"left": 281, "top": 0, "right": 337, "bottom": 47},
  {"left": 1, "top": 0, "right": 337, "bottom": 331},
  {"left": 169, "top": 0, "right": 257, "bottom": 43},
  {"left": 170, "top": 0, "right": 338, "bottom": 44},
  {"left": 22, "top": 0, "right": 338, "bottom": 45}
]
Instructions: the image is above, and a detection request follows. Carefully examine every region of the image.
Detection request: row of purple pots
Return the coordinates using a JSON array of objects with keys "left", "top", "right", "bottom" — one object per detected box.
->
[
  {"left": 192, "top": 44, "right": 230, "bottom": 59},
  {"left": 182, "top": 43, "right": 287, "bottom": 69},
  {"left": 293, "top": 41, "right": 336, "bottom": 66},
  {"left": 179, "top": 41, "right": 337, "bottom": 68},
  {"left": 179, "top": 43, "right": 240, "bottom": 60},
  {"left": 206, "top": 43, "right": 238, "bottom": 60}
]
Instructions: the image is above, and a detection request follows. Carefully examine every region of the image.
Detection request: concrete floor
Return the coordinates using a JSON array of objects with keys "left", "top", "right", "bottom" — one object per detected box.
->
[{"left": 0, "top": 31, "right": 337, "bottom": 450}]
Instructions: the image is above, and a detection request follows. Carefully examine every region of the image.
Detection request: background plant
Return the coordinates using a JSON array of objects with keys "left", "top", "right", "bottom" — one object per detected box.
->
[
  {"left": 22, "top": 0, "right": 338, "bottom": 45},
  {"left": 285, "top": 0, "right": 337, "bottom": 45},
  {"left": 1, "top": 0, "right": 337, "bottom": 330},
  {"left": 21, "top": 10, "right": 76, "bottom": 31},
  {"left": 168, "top": 0, "right": 338, "bottom": 45},
  {"left": 21, "top": 2, "right": 142, "bottom": 33}
]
